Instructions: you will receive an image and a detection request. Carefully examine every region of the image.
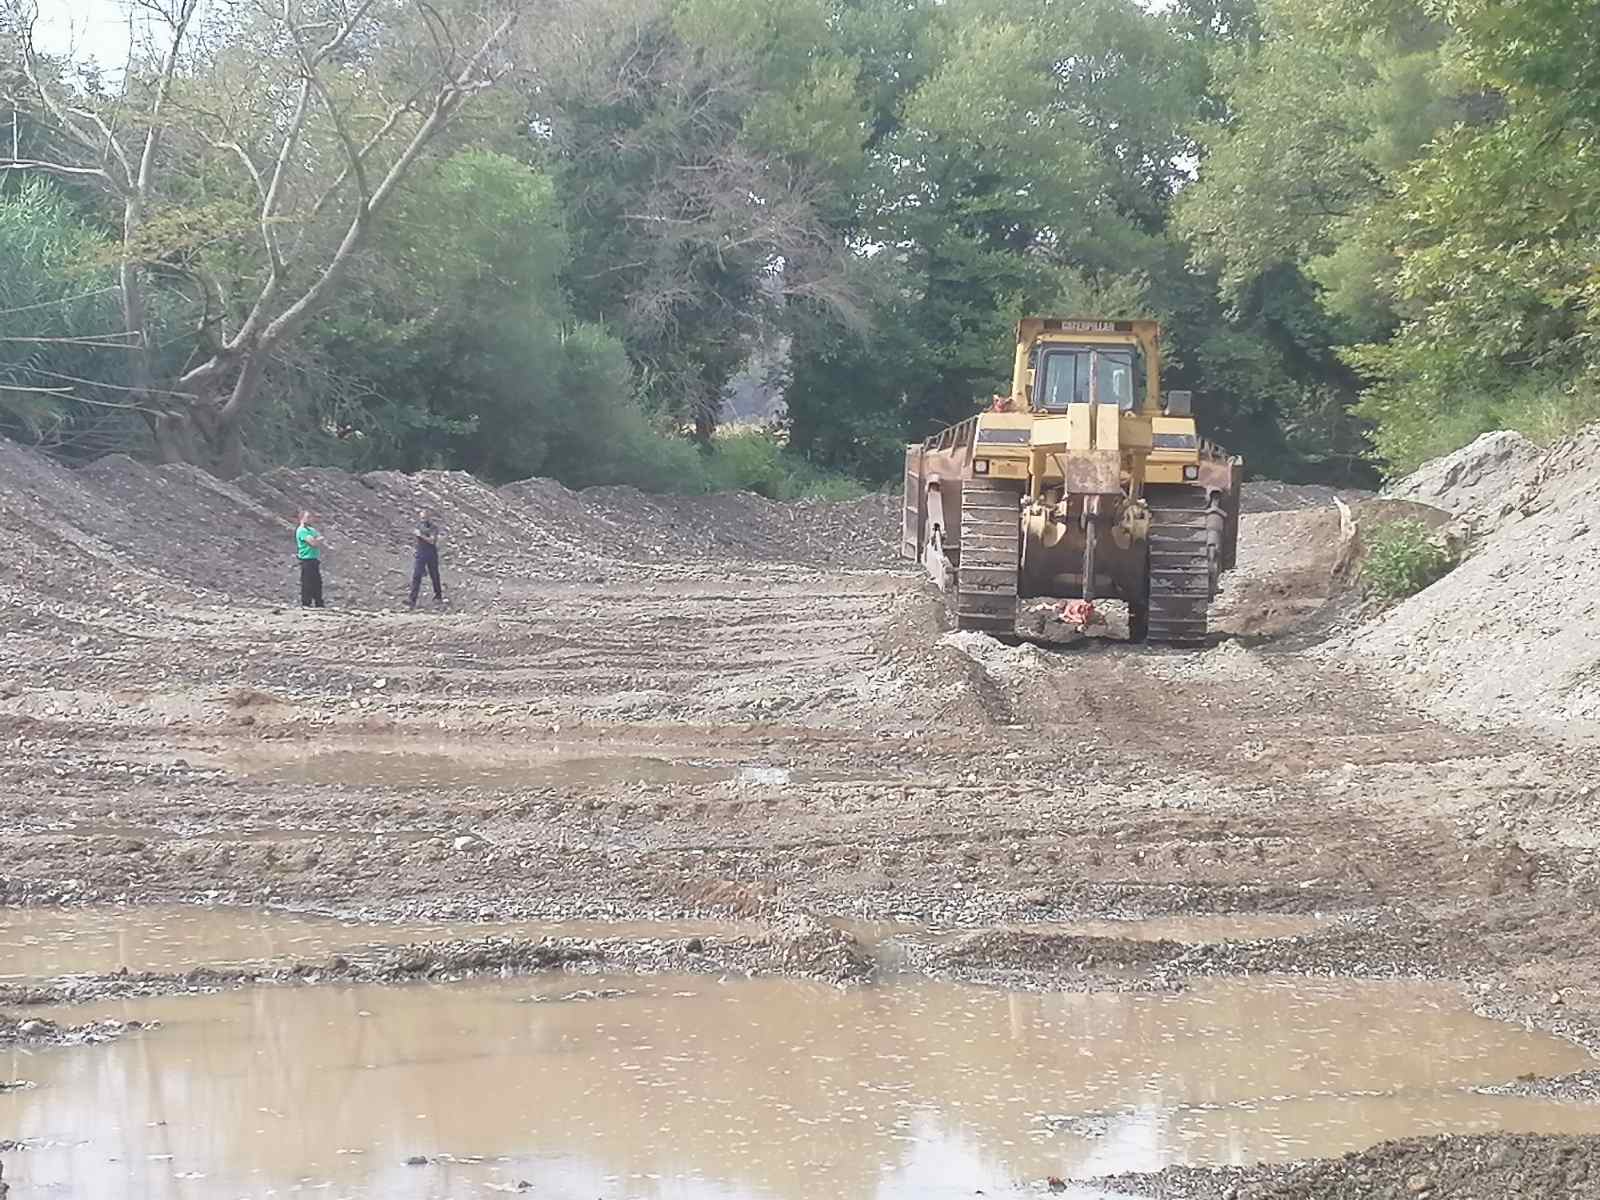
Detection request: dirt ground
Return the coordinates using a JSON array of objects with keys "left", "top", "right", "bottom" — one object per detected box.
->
[{"left": 7, "top": 436, "right": 1600, "bottom": 1196}]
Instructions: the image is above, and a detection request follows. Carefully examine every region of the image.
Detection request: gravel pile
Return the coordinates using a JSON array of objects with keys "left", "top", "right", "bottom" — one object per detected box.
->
[
  {"left": 1102, "top": 1133, "right": 1600, "bottom": 1200},
  {"left": 1385, "top": 430, "right": 1543, "bottom": 520},
  {"left": 0, "top": 438, "right": 900, "bottom": 614},
  {"left": 1342, "top": 424, "right": 1600, "bottom": 730}
]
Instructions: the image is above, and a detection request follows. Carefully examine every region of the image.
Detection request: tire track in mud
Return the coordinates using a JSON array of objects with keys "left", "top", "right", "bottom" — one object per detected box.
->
[{"left": 11, "top": 438, "right": 1600, "bottom": 1196}]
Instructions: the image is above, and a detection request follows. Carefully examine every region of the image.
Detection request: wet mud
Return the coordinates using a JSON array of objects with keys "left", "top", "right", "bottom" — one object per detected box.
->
[{"left": 7, "top": 480, "right": 1600, "bottom": 1196}]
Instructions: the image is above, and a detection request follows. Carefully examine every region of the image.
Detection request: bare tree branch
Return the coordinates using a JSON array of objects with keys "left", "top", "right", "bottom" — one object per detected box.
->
[
  {"left": 5, "top": 0, "right": 530, "bottom": 472},
  {"left": 0, "top": 158, "right": 112, "bottom": 179},
  {"left": 67, "top": 105, "right": 135, "bottom": 181},
  {"left": 11, "top": 4, "right": 133, "bottom": 188},
  {"left": 238, "top": 5, "right": 523, "bottom": 394},
  {"left": 285, "top": 2, "right": 374, "bottom": 203},
  {"left": 214, "top": 137, "right": 268, "bottom": 201},
  {"left": 306, "top": 98, "right": 417, "bottom": 221}
]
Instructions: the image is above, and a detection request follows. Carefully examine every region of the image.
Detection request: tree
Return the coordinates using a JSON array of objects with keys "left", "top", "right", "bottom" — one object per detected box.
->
[
  {"left": 532, "top": 0, "right": 864, "bottom": 440},
  {"left": 784, "top": 0, "right": 1210, "bottom": 477},
  {"left": 0, "top": 178, "right": 144, "bottom": 455},
  {"left": 1347, "top": 8, "right": 1600, "bottom": 470},
  {"left": 303, "top": 149, "right": 686, "bottom": 487},
  {"left": 2, "top": 0, "right": 530, "bottom": 476},
  {"left": 1171, "top": 0, "right": 1486, "bottom": 478}
]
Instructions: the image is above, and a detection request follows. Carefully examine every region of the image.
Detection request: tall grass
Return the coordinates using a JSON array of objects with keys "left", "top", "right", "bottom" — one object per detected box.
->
[{"left": 1366, "top": 370, "right": 1600, "bottom": 477}]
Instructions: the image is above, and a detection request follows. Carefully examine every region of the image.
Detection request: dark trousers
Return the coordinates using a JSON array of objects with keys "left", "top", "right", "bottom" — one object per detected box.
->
[
  {"left": 409, "top": 549, "right": 441, "bottom": 605},
  {"left": 299, "top": 559, "right": 324, "bottom": 607}
]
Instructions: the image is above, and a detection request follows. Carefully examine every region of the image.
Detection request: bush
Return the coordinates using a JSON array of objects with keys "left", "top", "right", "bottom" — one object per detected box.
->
[
  {"left": 1361, "top": 520, "right": 1456, "bottom": 600},
  {"left": 1354, "top": 355, "right": 1600, "bottom": 479},
  {"left": 702, "top": 429, "right": 866, "bottom": 500}
]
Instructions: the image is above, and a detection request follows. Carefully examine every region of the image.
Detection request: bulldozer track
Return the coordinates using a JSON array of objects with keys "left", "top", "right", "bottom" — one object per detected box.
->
[
  {"left": 1145, "top": 485, "right": 1218, "bottom": 645},
  {"left": 955, "top": 480, "right": 1022, "bottom": 635}
]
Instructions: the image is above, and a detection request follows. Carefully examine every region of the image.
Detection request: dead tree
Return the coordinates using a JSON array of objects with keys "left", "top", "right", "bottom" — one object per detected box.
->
[{"left": 2, "top": 0, "right": 529, "bottom": 475}]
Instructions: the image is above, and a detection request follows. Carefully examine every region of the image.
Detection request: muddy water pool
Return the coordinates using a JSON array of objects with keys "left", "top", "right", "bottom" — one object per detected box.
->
[
  {"left": 4, "top": 973, "right": 1598, "bottom": 1199},
  {"left": 0, "top": 907, "right": 753, "bottom": 980},
  {"left": 0, "top": 906, "right": 1331, "bottom": 983}
]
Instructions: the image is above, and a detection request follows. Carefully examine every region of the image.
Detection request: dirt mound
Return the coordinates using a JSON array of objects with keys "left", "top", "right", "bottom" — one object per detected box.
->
[
  {"left": 1345, "top": 424, "right": 1600, "bottom": 729},
  {"left": 758, "top": 914, "right": 875, "bottom": 982},
  {"left": 1105, "top": 1133, "right": 1600, "bottom": 1199},
  {"left": 1388, "top": 430, "right": 1542, "bottom": 518},
  {"left": 82, "top": 455, "right": 296, "bottom": 600},
  {"left": 0, "top": 440, "right": 178, "bottom": 610},
  {"left": 0, "top": 437, "right": 899, "bottom": 615},
  {"left": 1211, "top": 506, "right": 1351, "bottom": 638},
  {"left": 938, "top": 630, "right": 1053, "bottom": 681},
  {"left": 930, "top": 931, "right": 1185, "bottom": 972},
  {"left": 559, "top": 485, "right": 899, "bottom": 568},
  {"left": 1240, "top": 480, "right": 1372, "bottom": 513},
  {"left": 1212, "top": 498, "right": 1449, "bottom": 640}
]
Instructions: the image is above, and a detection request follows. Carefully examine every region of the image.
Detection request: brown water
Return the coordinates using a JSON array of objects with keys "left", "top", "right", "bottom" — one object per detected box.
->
[
  {"left": 4, "top": 974, "right": 1597, "bottom": 1199},
  {"left": 0, "top": 907, "right": 754, "bottom": 980},
  {"left": 0, "top": 906, "right": 1330, "bottom": 983}
]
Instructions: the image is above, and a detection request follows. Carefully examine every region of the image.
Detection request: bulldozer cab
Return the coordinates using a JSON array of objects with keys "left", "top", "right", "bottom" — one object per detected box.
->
[{"left": 1013, "top": 318, "right": 1161, "bottom": 415}]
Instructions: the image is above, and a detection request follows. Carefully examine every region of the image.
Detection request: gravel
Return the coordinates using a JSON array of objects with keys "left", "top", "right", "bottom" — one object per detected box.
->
[{"left": 1341, "top": 423, "right": 1600, "bottom": 731}]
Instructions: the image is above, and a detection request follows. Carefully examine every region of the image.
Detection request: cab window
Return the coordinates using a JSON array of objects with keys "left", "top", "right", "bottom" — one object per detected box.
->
[
  {"left": 1037, "top": 349, "right": 1091, "bottom": 410},
  {"left": 1035, "top": 346, "right": 1138, "bottom": 411},
  {"left": 1101, "top": 352, "right": 1135, "bottom": 410}
]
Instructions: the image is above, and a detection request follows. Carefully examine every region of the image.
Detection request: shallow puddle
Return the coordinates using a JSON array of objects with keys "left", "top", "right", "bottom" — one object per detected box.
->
[
  {"left": 0, "top": 906, "right": 1333, "bottom": 984},
  {"left": 0, "top": 907, "right": 753, "bottom": 981},
  {"left": 4, "top": 974, "right": 1598, "bottom": 1198}
]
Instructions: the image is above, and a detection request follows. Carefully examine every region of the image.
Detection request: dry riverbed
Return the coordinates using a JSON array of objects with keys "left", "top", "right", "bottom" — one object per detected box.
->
[{"left": 5, "top": 443, "right": 1600, "bottom": 1197}]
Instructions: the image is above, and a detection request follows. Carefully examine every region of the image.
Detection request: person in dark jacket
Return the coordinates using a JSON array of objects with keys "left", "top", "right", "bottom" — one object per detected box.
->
[{"left": 408, "top": 507, "right": 444, "bottom": 608}]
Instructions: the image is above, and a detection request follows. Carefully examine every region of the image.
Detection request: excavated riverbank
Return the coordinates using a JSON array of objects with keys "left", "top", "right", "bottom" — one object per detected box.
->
[{"left": 7, "top": 432, "right": 1600, "bottom": 1197}]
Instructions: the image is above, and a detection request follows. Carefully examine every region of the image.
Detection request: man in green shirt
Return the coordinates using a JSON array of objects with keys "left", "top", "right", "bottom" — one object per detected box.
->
[{"left": 296, "top": 511, "right": 326, "bottom": 607}]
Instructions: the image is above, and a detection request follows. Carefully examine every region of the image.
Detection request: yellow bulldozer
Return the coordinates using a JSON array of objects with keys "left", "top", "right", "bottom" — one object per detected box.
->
[{"left": 901, "top": 317, "right": 1242, "bottom": 643}]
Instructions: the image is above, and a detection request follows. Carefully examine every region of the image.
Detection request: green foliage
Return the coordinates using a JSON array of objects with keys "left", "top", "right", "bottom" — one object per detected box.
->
[
  {"left": 741, "top": 58, "right": 872, "bottom": 189},
  {"left": 1361, "top": 519, "right": 1456, "bottom": 599},
  {"left": 1434, "top": 0, "right": 1600, "bottom": 120},
  {"left": 18, "top": 0, "right": 1600, "bottom": 495},
  {"left": 670, "top": 0, "right": 830, "bottom": 70},
  {"left": 1353, "top": 361, "right": 1600, "bottom": 474},
  {"left": 0, "top": 181, "right": 145, "bottom": 455},
  {"left": 1177, "top": 0, "right": 1600, "bottom": 480},
  {"left": 703, "top": 429, "right": 867, "bottom": 500},
  {"left": 1343, "top": 104, "right": 1600, "bottom": 473},
  {"left": 276, "top": 150, "right": 864, "bottom": 498},
  {"left": 296, "top": 152, "right": 715, "bottom": 491}
]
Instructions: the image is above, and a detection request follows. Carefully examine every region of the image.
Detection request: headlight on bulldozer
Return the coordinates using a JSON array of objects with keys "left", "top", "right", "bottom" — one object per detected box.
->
[
  {"left": 974, "top": 459, "right": 990, "bottom": 475},
  {"left": 1183, "top": 464, "right": 1199, "bottom": 480}
]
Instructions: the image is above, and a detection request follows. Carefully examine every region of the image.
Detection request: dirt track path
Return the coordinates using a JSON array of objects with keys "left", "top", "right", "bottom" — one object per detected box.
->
[
  {"left": 13, "top": 439, "right": 1600, "bottom": 1195},
  {"left": 6, "top": 569, "right": 1599, "bottom": 992},
  {"left": 10, "top": 541, "right": 1600, "bottom": 1196}
]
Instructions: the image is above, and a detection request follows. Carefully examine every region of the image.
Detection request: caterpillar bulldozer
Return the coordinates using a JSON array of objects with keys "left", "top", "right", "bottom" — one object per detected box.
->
[{"left": 901, "top": 318, "right": 1242, "bottom": 643}]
